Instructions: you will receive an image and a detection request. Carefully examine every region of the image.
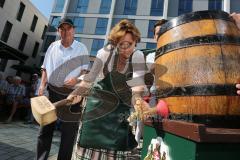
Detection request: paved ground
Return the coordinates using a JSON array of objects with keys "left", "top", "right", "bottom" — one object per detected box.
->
[
  {"left": 0, "top": 122, "right": 142, "bottom": 160},
  {"left": 0, "top": 121, "right": 142, "bottom": 160},
  {"left": 0, "top": 107, "right": 142, "bottom": 160},
  {"left": 0, "top": 121, "right": 60, "bottom": 160}
]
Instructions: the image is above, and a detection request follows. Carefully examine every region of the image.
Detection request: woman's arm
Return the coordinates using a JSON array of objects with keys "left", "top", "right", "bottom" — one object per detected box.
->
[
  {"left": 129, "top": 50, "right": 148, "bottom": 106},
  {"left": 67, "top": 49, "right": 106, "bottom": 102}
]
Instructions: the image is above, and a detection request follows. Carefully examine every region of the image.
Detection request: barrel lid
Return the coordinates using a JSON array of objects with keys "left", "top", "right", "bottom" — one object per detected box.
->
[{"left": 158, "top": 10, "right": 233, "bottom": 39}]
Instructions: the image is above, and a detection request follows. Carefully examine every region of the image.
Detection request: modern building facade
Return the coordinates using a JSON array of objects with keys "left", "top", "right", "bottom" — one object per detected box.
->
[
  {"left": 44, "top": 0, "right": 240, "bottom": 59},
  {"left": 0, "top": 0, "right": 48, "bottom": 79}
]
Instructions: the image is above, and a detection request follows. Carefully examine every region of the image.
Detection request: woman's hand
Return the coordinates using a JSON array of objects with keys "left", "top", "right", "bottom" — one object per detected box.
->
[
  {"left": 140, "top": 100, "right": 152, "bottom": 113},
  {"left": 132, "top": 98, "right": 152, "bottom": 120},
  {"left": 236, "top": 84, "right": 240, "bottom": 95},
  {"left": 66, "top": 80, "right": 92, "bottom": 104},
  {"left": 67, "top": 93, "right": 82, "bottom": 105}
]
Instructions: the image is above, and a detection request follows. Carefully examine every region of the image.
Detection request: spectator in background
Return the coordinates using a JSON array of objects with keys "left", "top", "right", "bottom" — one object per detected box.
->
[
  {"left": 0, "top": 72, "right": 8, "bottom": 96},
  {"left": 5, "top": 76, "right": 29, "bottom": 123},
  {"left": 146, "top": 19, "right": 168, "bottom": 105},
  {"left": 6, "top": 75, "right": 13, "bottom": 85},
  {"left": 0, "top": 72, "right": 8, "bottom": 111},
  {"left": 25, "top": 74, "right": 40, "bottom": 124},
  {"left": 133, "top": 19, "right": 168, "bottom": 149},
  {"left": 30, "top": 74, "right": 39, "bottom": 97}
]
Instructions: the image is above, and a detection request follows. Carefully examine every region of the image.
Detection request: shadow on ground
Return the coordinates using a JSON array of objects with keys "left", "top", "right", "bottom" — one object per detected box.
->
[{"left": 0, "top": 142, "right": 35, "bottom": 160}]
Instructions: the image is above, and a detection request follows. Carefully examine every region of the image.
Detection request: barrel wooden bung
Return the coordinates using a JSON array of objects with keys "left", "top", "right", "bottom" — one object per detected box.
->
[{"left": 155, "top": 10, "right": 240, "bottom": 127}]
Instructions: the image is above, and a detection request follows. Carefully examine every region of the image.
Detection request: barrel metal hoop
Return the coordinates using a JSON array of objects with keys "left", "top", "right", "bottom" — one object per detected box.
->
[
  {"left": 155, "top": 35, "right": 240, "bottom": 60},
  {"left": 156, "top": 84, "right": 238, "bottom": 98},
  {"left": 158, "top": 10, "right": 233, "bottom": 38}
]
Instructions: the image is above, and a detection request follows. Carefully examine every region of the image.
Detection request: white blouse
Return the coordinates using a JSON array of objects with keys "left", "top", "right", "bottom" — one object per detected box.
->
[{"left": 84, "top": 47, "right": 146, "bottom": 88}]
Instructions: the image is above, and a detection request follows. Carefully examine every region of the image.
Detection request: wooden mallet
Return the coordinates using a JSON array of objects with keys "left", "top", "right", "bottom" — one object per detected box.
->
[{"left": 31, "top": 96, "right": 75, "bottom": 126}]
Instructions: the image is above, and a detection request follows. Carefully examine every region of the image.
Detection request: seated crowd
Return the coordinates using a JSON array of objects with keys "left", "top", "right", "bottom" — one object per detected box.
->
[{"left": 0, "top": 72, "right": 40, "bottom": 123}]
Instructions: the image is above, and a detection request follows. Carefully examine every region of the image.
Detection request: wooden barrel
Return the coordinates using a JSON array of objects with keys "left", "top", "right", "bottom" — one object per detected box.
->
[{"left": 155, "top": 10, "right": 240, "bottom": 127}]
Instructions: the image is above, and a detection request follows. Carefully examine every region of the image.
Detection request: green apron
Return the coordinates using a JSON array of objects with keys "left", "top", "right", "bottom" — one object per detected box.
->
[{"left": 78, "top": 51, "right": 137, "bottom": 151}]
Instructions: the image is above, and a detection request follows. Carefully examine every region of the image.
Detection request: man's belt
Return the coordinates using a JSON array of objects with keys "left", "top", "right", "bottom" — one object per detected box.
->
[{"left": 48, "top": 84, "right": 73, "bottom": 95}]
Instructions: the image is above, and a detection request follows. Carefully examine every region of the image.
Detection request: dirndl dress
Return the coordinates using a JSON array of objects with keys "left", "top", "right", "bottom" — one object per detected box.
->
[{"left": 73, "top": 52, "right": 139, "bottom": 160}]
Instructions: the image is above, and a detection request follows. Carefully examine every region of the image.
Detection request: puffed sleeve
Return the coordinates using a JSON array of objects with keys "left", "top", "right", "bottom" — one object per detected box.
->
[
  {"left": 83, "top": 48, "right": 108, "bottom": 83},
  {"left": 127, "top": 50, "right": 146, "bottom": 88}
]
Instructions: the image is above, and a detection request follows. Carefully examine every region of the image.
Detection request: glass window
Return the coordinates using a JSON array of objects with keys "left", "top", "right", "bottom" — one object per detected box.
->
[
  {"left": 148, "top": 20, "right": 157, "bottom": 38},
  {"left": 99, "top": 0, "right": 112, "bottom": 14},
  {"left": 32, "top": 42, "right": 40, "bottom": 58},
  {"left": 95, "top": 18, "right": 108, "bottom": 35},
  {"left": 146, "top": 42, "right": 157, "bottom": 49},
  {"left": 1, "top": 21, "right": 13, "bottom": 42},
  {"left": 74, "top": 37, "right": 81, "bottom": 42},
  {"left": 209, "top": 0, "right": 222, "bottom": 10},
  {"left": 111, "top": 18, "right": 134, "bottom": 28},
  {"left": 150, "top": 0, "right": 164, "bottom": 16},
  {"left": 91, "top": 39, "right": 104, "bottom": 56},
  {"left": 41, "top": 25, "right": 48, "bottom": 40},
  {"left": 16, "top": 2, "right": 25, "bottom": 21},
  {"left": 53, "top": 0, "right": 65, "bottom": 13},
  {"left": 40, "top": 56, "right": 45, "bottom": 65},
  {"left": 72, "top": 17, "right": 84, "bottom": 33},
  {"left": 18, "top": 33, "right": 28, "bottom": 51},
  {"left": 31, "top": 15, "right": 38, "bottom": 32},
  {"left": 43, "top": 36, "right": 56, "bottom": 52},
  {"left": 124, "top": 0, "right": 137, "bottom": 15},
  {"left": 0, "top": 0, "right": 5, "bottom": 8},
  {"left": 49, "top": 16, "right": 61, "bottom": 32},
  {"left": 111, "top": 18, "right": 123, "bottom": 28},
  {"left": 178, "top": 0, "right": 192, "bottom": 15},
  {"left": 76, "top": 0, "right": 89, "bottom": 13}
]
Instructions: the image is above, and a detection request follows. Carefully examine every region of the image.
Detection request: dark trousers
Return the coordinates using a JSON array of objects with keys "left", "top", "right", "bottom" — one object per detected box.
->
[{"left": 36, "top": 88, "right": 80, "bottom": 160}]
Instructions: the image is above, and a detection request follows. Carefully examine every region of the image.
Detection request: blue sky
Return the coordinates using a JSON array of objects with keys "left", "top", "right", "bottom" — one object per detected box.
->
[{"left": 30, "top": 0, "right": 54, "bottom": 19}]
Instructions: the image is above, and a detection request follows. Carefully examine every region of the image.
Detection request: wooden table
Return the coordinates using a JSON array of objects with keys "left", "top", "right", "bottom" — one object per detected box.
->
[{"left": 142, "top": 119, "right": 240, "bottom": 160}]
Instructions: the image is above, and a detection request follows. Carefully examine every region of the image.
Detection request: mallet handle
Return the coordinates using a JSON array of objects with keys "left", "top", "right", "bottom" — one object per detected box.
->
[{"left": 53, "top": 99, "right": 71, "bottom": 108}]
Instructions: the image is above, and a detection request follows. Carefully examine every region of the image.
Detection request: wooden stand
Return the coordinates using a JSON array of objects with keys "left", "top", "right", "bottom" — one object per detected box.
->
[{"left": 142, "top": 119, "right": 240, "bottom": 160}]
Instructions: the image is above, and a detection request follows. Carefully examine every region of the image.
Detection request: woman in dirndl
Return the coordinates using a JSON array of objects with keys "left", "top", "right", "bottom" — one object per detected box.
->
[{"left": 67, "top": 19, "right": 147, "bottom": 160}]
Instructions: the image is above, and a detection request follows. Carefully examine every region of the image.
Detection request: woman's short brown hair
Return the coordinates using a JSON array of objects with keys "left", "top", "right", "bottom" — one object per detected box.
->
[{"left": 108, "top": 19, "right": 141, "bottom": 46}]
